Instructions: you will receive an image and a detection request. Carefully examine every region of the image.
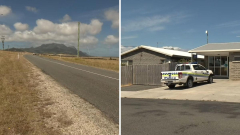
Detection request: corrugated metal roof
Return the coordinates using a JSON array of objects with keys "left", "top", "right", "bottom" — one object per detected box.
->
[
  {"left": 121, "top": 45, "right": 204, "bottom": 59},
  {"left": 189, "top": 42, "right": 240, "bottom": 53}
]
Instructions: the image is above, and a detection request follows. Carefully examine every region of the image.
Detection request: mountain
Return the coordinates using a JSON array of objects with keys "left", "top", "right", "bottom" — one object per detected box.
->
[{"left": 6, "top": 43, "right": 89, "bottom": 56}]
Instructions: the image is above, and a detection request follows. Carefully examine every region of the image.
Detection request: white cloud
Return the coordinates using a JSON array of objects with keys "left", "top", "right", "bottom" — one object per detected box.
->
[
  {"left": 105, "top": 9, "right": 119, "bottom": 29},
  {"left": 87, "top": 19, "right": 103, "bottom": 35},
  {"left": 33, "top": 19, "right": 103, "bottom": 35},
  {"left": 104, "top": 35, "right": 119, "bottom": 45},
  {"left": 186, "top": 29, "right": 196, "bottom": 33},
  {"left": 5, "top": 18, "right": 103, "bottom": 48},
  {"left": 162, "top": 46, "right": 182, "bottom": 50},
  {"left": 33, "top": 19, "right": 55, "bottom": 33},
  {"left": 14, "top": 22, "right": 29, "bottom": 31},
  {"left": 81, "top": 36, "right": 98, "bottom": 45},
  {"left": 148, "top": 26, "right": 165, "bottom": 32},
  {"left": 0, "top": 25, "right": 12, "bottom": 35},
  {"left": 25, "top": 6, "right": 38, "bottom": 13},
  {"left": 231, "top": 30, "right": 240, "bottom": 34},
  {"left": 121, "top": 45, "right": 134, "bottom": 53},
  {"left": 7, "top": 30, "right": 98, "bottom": 47},
  {"left": 0, "top": 5, "right": 12, "bottom": 16},
  {"left": 122, "top": 15, "right": 170, "bottom": 32},
  {"left": 60, "top": 14, "right": 71, "bottom": 22},
  {"left": 217, "top": 20, "right": 240, "bottom": 28},
  {"left": 122, "top": 12, "right": 189, "bottom": 32},
  {"left": 122, "top": 36, "right": 138, "bottom": 39}
]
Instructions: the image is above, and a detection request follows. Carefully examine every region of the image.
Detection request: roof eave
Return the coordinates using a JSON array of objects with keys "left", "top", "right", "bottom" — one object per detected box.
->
[
  {"left": 121, "top": 45, "right": 173, "bottom": 57},
  {"left": 189, "top": 49, "right": 240, "bottom": 53}
]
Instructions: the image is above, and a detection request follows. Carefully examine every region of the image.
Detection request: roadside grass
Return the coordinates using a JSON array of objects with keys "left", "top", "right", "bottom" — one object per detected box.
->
[
  {"left": 43, "top": 55, "right": 119, "bottom": 72},
  {"left": 0, "top": 51, "right": 58, "bottom": 135}
]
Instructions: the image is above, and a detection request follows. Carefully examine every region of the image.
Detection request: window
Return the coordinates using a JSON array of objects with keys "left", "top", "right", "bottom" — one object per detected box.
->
[
  {"left": 185, "top": 65, "right": 190, "bottom": 70},
  {"left": 234, "top": 56, "right": 240, "bottom": 61},
  {"left": 199, "top": 65, "right": 207, "bottom": 70},
  {"left": 121, "top": 60, "right": 133, "bottom": 66},
  {"left": 193, "top": 65, "right": 206, "bottom": 70},
  {"left": 193, "top": 65, "right": 200, "bottom": 70},
  {"left": 176, "top": 66, "right": 181, "bottom": 71},
  {"left": 176, "top": 65, "right": 184, "bottom": 71},
  {"left": 176, "top": 65, "right": 190, "bottom": 71}
]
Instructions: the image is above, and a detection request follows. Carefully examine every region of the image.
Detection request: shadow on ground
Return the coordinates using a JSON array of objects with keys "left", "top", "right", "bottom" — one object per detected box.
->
[
  {"left": 164, "top": 82, "right": 216, "bottom": 90},
  {"left": 121, "top": 85, "right": 162, "bottom": 91}
]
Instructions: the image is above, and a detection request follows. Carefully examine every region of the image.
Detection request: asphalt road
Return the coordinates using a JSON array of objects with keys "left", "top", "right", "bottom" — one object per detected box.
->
[
  {"left": 122, "top": 98, "right": 240, "bottom": 135},
  {"left": 25, "top": 55, "right": 119, "bottom": 123}
]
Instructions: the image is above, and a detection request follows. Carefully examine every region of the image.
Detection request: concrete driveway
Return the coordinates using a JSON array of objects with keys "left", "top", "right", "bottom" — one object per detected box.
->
[
  {"left": 121, "top": 79, "right": 240, "bottom": 103},
  {"left": 122, "top": 85, "right": 161, "bottom": 91}
]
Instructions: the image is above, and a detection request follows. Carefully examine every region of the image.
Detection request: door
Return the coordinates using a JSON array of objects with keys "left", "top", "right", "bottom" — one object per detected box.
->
[
  {"left": 209, "top": 56, "right": 214, "bottom": 73},
  {"left": 192, "top": 65, "right": 202, "bottom": 81},
  {"left": 193, "top": 65, "right": 208, "bottom": 81},
  {"left": 199, "top": 65, "right": 209, "bottom": 81},
  {"left": 208, "top": 56, "right": 229, "bottom": 77},
  {"left": 220, "top": 56, "right": 228, "bottom": 76},
  {"left": 214, "top": 56, "right": 221, "bottom": 76}
]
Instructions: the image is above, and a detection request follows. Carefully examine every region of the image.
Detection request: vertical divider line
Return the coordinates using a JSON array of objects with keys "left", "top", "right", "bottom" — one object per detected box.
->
[{"left": 119, "top": 0, "right": 122, "bottom": 134}]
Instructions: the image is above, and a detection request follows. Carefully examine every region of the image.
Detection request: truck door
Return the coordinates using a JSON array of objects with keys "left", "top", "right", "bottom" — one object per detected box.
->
[
  {"left": 193, "top": 65, "right": 203, "bottom": 81},
  {"left": 199, "top": 65, "right": 209, "bottom": 81}
]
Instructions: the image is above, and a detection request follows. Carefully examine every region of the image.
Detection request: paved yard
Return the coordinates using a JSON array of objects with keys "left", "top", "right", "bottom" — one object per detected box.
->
[
  {"left": 122, "top": 98, "right": 240, "bottom": 135},
  {"left": 121, "top": 79, "right": 240, "bottom": 103}
]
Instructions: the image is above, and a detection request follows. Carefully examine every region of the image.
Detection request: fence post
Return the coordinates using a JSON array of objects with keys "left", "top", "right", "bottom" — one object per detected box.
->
[
  {"left": 131, "top": 66, "right": 133, "bottom": 85},
  {"left": 147, "top": 65, "right": 148, "bottom": 85},
  {"left": 133, "top": 65, "right": 134, "bottom": 85}
]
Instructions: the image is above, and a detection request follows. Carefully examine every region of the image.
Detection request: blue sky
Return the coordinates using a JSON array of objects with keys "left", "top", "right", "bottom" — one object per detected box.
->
[
  {"left": 121, "top": 0, "right": 240, "bottom": 52},
  {"left": 0, "top": 0, "right": 119, "bottom": 57}
]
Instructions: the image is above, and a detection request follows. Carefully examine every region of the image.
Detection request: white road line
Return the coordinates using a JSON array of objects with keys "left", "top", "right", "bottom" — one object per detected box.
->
[{"left": 34, "top": 56, "right": 119, "bottom": 81}]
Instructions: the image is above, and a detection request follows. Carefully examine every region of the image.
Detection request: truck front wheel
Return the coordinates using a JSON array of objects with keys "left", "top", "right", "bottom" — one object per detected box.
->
[
  {"left": 168, "top": 84, "right": 176, "bottom": 89},
  {"left": 208, "top": 75, "right": 213, "bottom": 83}
]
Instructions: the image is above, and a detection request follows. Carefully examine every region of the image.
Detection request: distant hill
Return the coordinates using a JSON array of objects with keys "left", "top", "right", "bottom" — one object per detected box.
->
[{"left": 6, "top": 43, "right": 89, "bottom": 56}]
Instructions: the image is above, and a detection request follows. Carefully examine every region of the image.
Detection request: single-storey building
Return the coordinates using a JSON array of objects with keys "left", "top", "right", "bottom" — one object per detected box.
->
[
  {"left": 189, "top": 42, "right": 240, "bottom": 80},
  {"left": 121, "top": 45, "right": 204, "bottom": 65}
]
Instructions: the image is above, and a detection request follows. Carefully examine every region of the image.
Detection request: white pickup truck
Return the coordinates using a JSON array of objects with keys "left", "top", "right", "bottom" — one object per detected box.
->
[{"left": 161, "top": 64, "right": 214, "bottom": 89}]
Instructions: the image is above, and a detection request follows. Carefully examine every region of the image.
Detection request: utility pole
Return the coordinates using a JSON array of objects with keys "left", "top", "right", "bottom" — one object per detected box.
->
[
  {"left": 1, "top": 36, "right": 5, "bottom": 50},
  {"left": 78, "top": 22, "right": 80, "bottom": 57},
  {"left": 205, "top": 30, "right": 208, "bottom": 44}
]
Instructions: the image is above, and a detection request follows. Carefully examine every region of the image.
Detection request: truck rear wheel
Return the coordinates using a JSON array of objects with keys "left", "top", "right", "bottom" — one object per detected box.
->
[
  {"left": 186, "top": 78, "right": 193, "bottom": 88},
  {"left": 168, "top": 84, "right": 176, "bottom": 89}
]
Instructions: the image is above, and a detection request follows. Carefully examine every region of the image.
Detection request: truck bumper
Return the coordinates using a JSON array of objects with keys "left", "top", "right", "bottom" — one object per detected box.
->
[{"left": 161, "top": 79, "right": 186, "bottom": 85}]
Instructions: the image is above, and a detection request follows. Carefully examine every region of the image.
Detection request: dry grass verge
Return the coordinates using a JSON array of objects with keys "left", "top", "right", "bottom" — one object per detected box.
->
[
  {"left": 43, "top": 55, "right": 119, "bottom": 72},
  {"left": 0, "top": 51, "right": 59, "bottom": 135}
]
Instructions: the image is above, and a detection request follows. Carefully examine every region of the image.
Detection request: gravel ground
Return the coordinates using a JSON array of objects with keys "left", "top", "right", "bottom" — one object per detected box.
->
[{"left": 28, "top": 61, "right": 119, "bottom": 135}]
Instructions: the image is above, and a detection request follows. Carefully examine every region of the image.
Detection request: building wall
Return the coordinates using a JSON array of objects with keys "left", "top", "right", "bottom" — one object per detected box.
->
[
  {"left": 121, "top": 48, "right": 171, "bottom": 65},
  {"left": 229, "top": 52, "right": 240, "bottom": 80}
]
